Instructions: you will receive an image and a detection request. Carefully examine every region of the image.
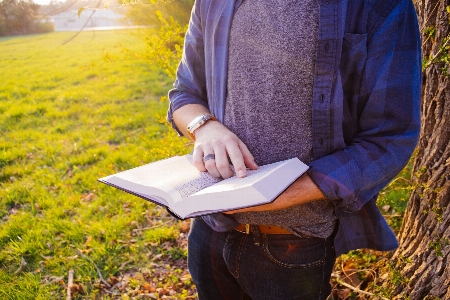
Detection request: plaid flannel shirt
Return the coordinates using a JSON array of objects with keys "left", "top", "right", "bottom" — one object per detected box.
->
[{"left": 167, "top": 0, "right": 421, "bottom": 256}]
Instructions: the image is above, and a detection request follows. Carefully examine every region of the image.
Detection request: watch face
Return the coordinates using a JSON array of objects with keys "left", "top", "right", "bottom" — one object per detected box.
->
[
  {"left": 188, "top": 114, "right": 215, "bottom": 134},
  {"left": 188, "top": 114, "right": 206, "bottom": 132}
]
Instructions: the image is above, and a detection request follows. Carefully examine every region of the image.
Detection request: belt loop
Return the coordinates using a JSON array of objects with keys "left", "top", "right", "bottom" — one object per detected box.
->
[{"left": 251, "top": 225, "right": 261, "bottom": 246}]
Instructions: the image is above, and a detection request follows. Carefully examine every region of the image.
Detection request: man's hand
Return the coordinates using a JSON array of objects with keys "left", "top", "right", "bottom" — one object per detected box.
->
[
  {"left": 192, "top": 121, "right": 258, "bottom": 178},
  {"left": 172, "top": 104, "right": 258, "bottom": 179}
]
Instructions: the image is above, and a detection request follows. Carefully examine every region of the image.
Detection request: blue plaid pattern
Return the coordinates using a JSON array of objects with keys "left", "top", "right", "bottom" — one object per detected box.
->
[{"left": 167, "top": 0, "right": 421, "bottom": 256}]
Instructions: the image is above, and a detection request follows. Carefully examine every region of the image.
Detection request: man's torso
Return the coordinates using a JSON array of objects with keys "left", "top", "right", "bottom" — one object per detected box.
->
[{"left": 224, "top": 0, "right": 336, "bottom": 238}]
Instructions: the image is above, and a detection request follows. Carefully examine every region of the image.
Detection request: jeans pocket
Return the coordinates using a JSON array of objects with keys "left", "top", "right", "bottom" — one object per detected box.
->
[
  {"left": 262, "top": 234, "right": 326, "bottom": 269},
  {"left": 223, "top": 233, "right": 248, "bottom": 278}
]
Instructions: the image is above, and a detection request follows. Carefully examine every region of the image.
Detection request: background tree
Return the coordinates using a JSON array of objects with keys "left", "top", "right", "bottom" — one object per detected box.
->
[
  {"left": 124, "top": 0, "right": 193, "bottom": 27},
  {"left": 389, "top": 0, "right": 450, "bottom": 299},
  {"left": 0, "top": 0, "right": 53, "bottom": 36},
  {"left": 103, "top": 0, "right": 192, "bottom": 78}
]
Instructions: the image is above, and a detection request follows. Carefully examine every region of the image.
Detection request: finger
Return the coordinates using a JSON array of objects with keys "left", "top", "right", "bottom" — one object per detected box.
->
[
  {"left": 212, "top": 145, "right": 233, "bottom": 179},
  {"left": 238, "top": 141, "right": 258, "bottom": 170},
  {"left": 226, "top": 143, "right": 247, "bottom": 178},
  {"left": 192, "top": 146, "right": 207, "bottom": 172},
  {"left": 202, "top": 146, "right": 221, "bottom": 178},
  {"left": 204, "top": 157, "right": 221, "bottom": 178}
]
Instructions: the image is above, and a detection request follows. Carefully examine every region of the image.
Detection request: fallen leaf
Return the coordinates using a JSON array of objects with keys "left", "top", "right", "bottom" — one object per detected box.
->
[
  {"left": 342, "top": 268, "right": 363, "bottom": 288},
  {"left": 142, "top": 283, "right": 156, "bottom": 292},
  {"left": 157, "top": 288, "right": 169, "bottom": 295},
  {"left": 181, "top": 274, "right": 191, "bottom": 281},
  {"left": 69, "top": 283, "right": 85, "bottom": 295},
  {"left": 108, "top": 276, "right": 119, "bottom": 285},
  {"left": 180, "top": 220, "right": 190, "bottom": 233},
  {"left": 152, "top": 254, "right": 163, "bottom": 261},
  {"left": 81, "top": 193, "right": 95, "bottom": 202},
  {"left": 85, "top": 236, "right": 93, "bottom": 247},
  {"left": 338, "top": 288, "right": 351, "bottom": 299}
]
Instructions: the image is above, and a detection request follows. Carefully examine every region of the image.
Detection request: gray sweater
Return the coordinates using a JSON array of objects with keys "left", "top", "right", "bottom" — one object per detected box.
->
[{"left": 224, "top": 0, "right": 336, "bottom": 238}]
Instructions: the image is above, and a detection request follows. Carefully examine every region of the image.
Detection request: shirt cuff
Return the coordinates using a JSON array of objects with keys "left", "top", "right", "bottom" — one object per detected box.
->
[{"left": 167, "top": 90, "right": 209, "bottom": 136}]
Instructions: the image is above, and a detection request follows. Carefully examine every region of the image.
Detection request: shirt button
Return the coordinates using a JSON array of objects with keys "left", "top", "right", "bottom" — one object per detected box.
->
[{"left": 325, "top": 43, "right": 330, "bottom": 53}]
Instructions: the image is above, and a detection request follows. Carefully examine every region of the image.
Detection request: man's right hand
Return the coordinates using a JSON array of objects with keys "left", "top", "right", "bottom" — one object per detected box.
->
[
  {"left": 192, "top": 120, "right": 258, "bottom": 179},
  {"left": 172, "top": 104, "right": 258, "bottom": 179}
]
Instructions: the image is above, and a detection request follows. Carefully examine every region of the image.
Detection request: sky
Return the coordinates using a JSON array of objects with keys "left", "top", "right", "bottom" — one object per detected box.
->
[
  {"left": 35, "top": 0, "right": 112, "bottom": 8},
  {"left": 35, "top": 0, "right": 53, "bottom": 4}
]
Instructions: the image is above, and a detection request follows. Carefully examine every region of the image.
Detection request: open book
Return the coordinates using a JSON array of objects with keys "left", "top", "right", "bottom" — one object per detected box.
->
[{"left": 98, "top": 155, "right": 309, "bottom": 219}]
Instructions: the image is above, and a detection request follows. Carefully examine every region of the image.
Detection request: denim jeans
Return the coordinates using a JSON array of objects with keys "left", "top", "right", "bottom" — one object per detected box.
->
[{"left": 188, "top": 217, "right": 336, "bottom": 300}]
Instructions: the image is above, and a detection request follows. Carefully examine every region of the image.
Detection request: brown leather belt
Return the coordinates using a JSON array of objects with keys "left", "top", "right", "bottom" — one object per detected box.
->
[{"left": 235, "top": 224, "right": 292, "bottom": 235}]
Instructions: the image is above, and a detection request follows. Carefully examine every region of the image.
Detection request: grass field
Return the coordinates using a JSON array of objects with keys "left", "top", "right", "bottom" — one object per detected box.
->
[
  {"left": 0, "top": 30, "right": 194, "bottom": 299},
  {"left": 0, "top": 30, "right": 414, "bottom": 299}
]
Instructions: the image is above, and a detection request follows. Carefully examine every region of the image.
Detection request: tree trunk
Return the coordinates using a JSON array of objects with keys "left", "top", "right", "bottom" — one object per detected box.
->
[{"left": 391, "top": 0, "right": 450, "bottom": 299}]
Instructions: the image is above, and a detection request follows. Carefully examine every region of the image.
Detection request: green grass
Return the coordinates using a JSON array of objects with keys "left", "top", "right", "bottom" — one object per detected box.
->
[{"left": 0, "top": 30, "right": 192, "bottom": 299}]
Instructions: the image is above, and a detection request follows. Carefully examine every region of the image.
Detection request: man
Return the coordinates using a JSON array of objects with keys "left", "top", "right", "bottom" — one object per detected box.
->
[{"left": 167, "top": 0, "right": 421, "bottom": 299}]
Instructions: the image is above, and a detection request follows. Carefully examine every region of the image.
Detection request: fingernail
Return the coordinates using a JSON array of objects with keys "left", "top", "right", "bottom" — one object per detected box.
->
[{"left": 237, "top": 170, "right": 246, "bottom": 178}]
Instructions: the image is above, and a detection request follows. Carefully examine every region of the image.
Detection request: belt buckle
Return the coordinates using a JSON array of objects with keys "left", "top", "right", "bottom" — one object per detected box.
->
[{"left": 245, "top": 224, "right": 250, "bottom": 234}]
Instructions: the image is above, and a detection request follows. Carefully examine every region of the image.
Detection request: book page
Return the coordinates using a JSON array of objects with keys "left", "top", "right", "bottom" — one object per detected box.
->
[
  {"left": 192, "top": 159, "right": 289, "bottom": 195},
  {"left": 101, "top": 155, "right": 221, "bottom": 204},
  {"left": 173, "top": 168, "right": 221, "bottom": 201}
]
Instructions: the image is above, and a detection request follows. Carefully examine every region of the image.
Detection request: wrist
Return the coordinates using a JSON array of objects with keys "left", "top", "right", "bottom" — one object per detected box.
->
[{"left": 187, "top": 113, "right": 218, "bottom": 140}]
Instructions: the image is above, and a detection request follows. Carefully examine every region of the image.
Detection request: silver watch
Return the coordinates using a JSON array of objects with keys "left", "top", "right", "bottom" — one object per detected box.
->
[{"left": 187, "top": 114, "right": 217, "bottom": 140}]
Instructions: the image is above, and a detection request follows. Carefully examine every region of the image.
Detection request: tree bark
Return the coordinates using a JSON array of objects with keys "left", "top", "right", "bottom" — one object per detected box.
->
[{"left": 391, "top": 0, "right": 450, "bottom": 299}]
